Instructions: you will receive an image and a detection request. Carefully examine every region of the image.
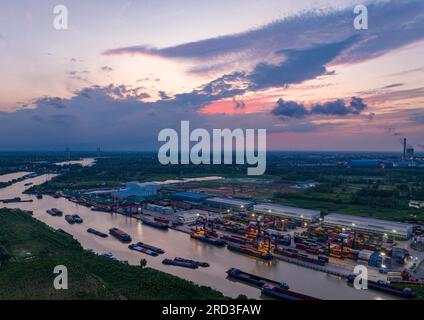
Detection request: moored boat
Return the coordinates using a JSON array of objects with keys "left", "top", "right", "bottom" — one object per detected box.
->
[
  {"left": 47, "top": 208, "right": 63, "bottom": 217},
  {"left": 136, "top": 242, "right": 165, "bottom": 254},
  {"left": 175, "top": 257, "right": 209, "bottom": 268},
  {"left": 261, "top": 284, "right": 320, "bottom": 301},
  {"left": 346, "top": 274, "right": 414, "bottom": 298},
  {"left": 162, "top": 258, "right": 198, "bottom": 269},
  {"left": 191, "top": 233, "right": 227, "bottom": 247},
  {"left": 87, "top": 228, "right": 108, "bottom": 238},
  {"left": 141, "top": 217, "right": 169, "bottom": 230},
  {"left": 65, "top": 215, "right": 76, "bottom": 224},
  {"left": 109, "top": 228, "right": 132, "bottom": 243},
  {"left": 227, "top": 243, "right": 273, "bottom": 260},
  {"left": 226, "top": 268, "right": 285, "bottom": 288},
  {"left": 128, "top": 243, "right": 158, "bottom": 256}
]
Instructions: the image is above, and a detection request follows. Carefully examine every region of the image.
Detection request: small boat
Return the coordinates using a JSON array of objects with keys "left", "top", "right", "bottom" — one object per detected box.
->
[
  {"left": 261, "top": 284, "right": 320, "bottom": 301},
  {"left": 128, "top": 244, "right": 158, "bottom": 257},
  {"left": 227, "top": 243, "right": 273, "bottom": 260},
  {"left": 175, "top": 257, "right": 209, "bottom": 268},
  {"left": 72, "top": 214, "right": 83, "bottom": 223},
  {"left": 226, "top": 268, "right": 285, "bottom": 288},
  {"left": 346, "top": 274, "right": 415, "bottom": 298},
  {"left": 65, "top": 215, "right": 76, "bottom": 224},
  {"left": 191, "top": 233, "right": 227, "bottom": 247},
  {"left": 109, "top": 228, "right": 132, "bottom": 243},
  {"left": 162, "top": 258, "right": 198, "bottom": 269},
  {"left": 87, "top": 228, "right": 108, "bottom": 238},
  {"left": 141, "top": 217, "right": 169, "bottom": 230},
  {"left": 36, "top": 194, "right": 43, "bottom": 200},
  {"left": 47, "top": 208, "right": 63, "bottom": 217},
  {"left": 91, "top": 207, "right": 111, "bottom": 213},
  {"left": 136, "top": 242, "right": 165, "bottom": 254}
]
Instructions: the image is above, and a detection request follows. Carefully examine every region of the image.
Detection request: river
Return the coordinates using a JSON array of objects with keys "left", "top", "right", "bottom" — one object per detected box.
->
[{"left": 0, "top": 171, "right": 392, "bottom": 300}]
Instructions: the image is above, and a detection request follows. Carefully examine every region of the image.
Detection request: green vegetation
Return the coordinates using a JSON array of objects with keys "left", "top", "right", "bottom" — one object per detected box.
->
[
  {"left": 2, "top": 151, "right": 424, "bottom": 222},
  {"left": 0, "top": 208, "right": 225, "bottom": 300}
]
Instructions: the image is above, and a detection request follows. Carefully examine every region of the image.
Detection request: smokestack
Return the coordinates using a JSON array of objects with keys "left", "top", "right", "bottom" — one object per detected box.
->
[{"left": 403, "top": 138, "right": 407, "bottom": 160}]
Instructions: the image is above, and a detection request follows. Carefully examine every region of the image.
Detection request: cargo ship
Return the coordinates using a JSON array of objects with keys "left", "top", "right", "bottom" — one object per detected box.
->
[
  {"left": 141, "top": 217, "right": 169, "bottom": 230},
  {"left": 346, "top": 274, "right": 415, "bottom": 298},
  {"left": 226, "top": 268, "right": 286, "bottom": 288},
  {"left": 136, "top": 242, "right": 165, "bottom": 254},
  {"left": 47, "top": 208, "right": 63, "bottom": 217},
  {"left": 227, "top": 243, "right": 273, "bottom": 260},
  {"left": 175, "top": 257, "right": 209, "bottom": 268},
  {"left": 87, "top": 228, "right": 108, "bottom": 238},
  {"left": 261, "top": 284, "right": 320, "bottom": 300},
  {"left": 162, "top": 258, "right": 198, "bottom": 269},
  {"left": 109, "top": 228, "right": 132, "bottom": 243},
  {"left": 191, "top": 233, "right": 227, "bottom": 247},
  {"left": 128, "top": 243, "right": 158, "bottom": 256}
]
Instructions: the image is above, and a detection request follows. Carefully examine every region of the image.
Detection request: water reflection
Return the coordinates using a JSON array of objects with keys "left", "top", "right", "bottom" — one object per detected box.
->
[{"left": 0, "top": 172, "right": 392, "bottom": 300}]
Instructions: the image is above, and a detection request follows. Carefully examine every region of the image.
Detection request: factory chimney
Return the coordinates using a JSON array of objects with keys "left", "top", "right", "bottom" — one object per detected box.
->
[{"left": 403, "top": 138, "right": 407, "bottom": 160}]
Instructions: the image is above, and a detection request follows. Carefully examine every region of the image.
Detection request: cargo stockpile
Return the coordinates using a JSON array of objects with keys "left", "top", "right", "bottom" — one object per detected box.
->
[{"left": 274, "top": 247, "right": 329, "bottom": 266}]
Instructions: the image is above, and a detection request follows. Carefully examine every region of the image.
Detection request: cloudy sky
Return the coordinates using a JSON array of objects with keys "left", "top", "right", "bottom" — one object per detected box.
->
[{"left": 0, "top": 0, "right": 423, "bottom": 151}]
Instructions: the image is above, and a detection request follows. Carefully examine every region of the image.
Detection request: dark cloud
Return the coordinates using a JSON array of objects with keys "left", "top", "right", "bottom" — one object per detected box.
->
[
  {"left": 0, "top": 84, "right": 344, "bottom": 150},
  {"left": 272, "top": 97, "right": 368, "bottom": 119},
  {"left": 272, "top": 99, "right": 309, "bottom": 119},
  {"left": 103, "top": 0, "right": 424, "bottom": 71}
]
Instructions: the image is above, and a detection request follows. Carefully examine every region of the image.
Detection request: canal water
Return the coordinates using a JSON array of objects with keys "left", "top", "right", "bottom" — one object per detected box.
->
[{"left": 0, "top": 171, "right": 393, "bottom": 300}]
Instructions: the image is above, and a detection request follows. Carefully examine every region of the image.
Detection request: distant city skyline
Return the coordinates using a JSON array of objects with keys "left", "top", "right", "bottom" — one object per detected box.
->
[{"left": 0, "top": 0, "right": 424, "bottom": 151}]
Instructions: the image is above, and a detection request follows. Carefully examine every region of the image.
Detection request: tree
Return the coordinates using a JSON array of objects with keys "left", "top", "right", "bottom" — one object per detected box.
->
[{"left": 139, "top": 258, "right": 147, "bottom": 268}]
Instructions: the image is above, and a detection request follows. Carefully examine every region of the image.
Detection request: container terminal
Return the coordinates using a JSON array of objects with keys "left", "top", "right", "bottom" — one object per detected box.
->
[{"left": 34, "top": 177, "right": 424, "bottom": 300}]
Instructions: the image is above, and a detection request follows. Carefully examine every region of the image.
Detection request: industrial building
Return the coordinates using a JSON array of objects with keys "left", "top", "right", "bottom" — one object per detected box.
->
[
  {"left": 253, "top": 203, "right": 320, "bottom": 222},
  {"left": 204, "top": 197, "right": 254, "bottom": 211},
  {"left": 111, "top": 182, "right": 161, "bottom": 199},
  {"left": 324, "top": 213, "right": 413, "bottom": 239},
  {"left": 171, "top": 191, "right": 210, "bottom": 203},
  {"left": 144, "top": 203, "right": 174, "bottom": 215}
]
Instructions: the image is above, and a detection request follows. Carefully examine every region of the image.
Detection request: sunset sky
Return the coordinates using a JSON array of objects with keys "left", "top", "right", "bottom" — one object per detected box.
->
[{"left": 0, "top": 0, "right": 423, "bottom": 151}]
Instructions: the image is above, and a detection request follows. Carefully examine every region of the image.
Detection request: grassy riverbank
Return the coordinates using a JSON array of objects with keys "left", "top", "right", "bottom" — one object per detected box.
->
[{"left": 0, "top": 208, "right": 226, "bottom": 300}]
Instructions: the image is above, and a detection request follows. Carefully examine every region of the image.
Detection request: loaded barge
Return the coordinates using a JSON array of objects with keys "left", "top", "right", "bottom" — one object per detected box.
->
[
  {"left": 175, "top": 257, "right": 209, "bottom": 268},
  {"left": 87, "top": 228, "right": 108, "bottom": 238},
  {"left": 162, "top": 258, "right": 198, "bottom": 269},
  {"left": 191, "top": 233, "right": 227, "bottom": 246},
  {"left": 227, "top": 243, "right": 273, "bottom": 260},
  {"left": 134, "top": 242, "right": 165, "bottom": 254},
  {"left": 346, "top": 274, "right": 415, "bottom": 298},
  {"left": 47, "top": 208, "right": 63, "bottom": 217},
  {"left": 141, "top": 217, "right": 169, "bottom": 230},
  {"left": 129, "top": 243, "right": 158, "bottom": 256},
  {"left": 109, "top": 228, "right": 132, "bottom": 243},
  {"left": 226, "top": 268, "right": 285, "bottom": 288},
  {"left": 261, "top": 284, "right": 320, "bottom": 301}
]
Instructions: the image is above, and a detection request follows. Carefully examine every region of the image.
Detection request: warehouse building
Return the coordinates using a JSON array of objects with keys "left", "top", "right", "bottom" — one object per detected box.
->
[
  {"left": 171, "top": 191, "right": 211, "bottom": 203},
  {"left": 204, "top": 197, "right": 254, "bottom": 211},
  {"left": 111, "top": 182, "right": 161, "bottom": 199},
  {"left": 254, "top": 203, "right": 320, "bottom": 222},
  {"left": 324, "top": 213, "right": 413, "bottom": 239}
]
